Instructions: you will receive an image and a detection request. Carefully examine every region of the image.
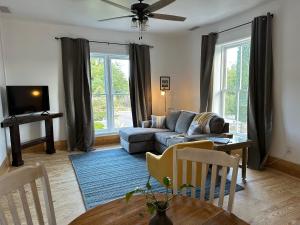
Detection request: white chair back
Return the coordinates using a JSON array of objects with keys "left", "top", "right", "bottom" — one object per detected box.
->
[
  {"left": 0, "top": 163, "right": 56, "bottom": 225},
  {"left": 173, "top": 147, "right": 240, "bottom": 212}
]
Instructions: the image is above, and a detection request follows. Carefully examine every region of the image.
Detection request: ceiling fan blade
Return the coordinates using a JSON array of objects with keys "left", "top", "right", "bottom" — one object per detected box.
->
[
  {"left": 102, "top": 0, "right": 132, "bottom": 12},
  {"left": 145, "top": 0, "right": 175, "bottom": 13},
  {"left": 98, "top": 15, "right": 135, "bottom": 22},
  {"left": 149, "top": 13, "right": 186, "bottom": 21}
]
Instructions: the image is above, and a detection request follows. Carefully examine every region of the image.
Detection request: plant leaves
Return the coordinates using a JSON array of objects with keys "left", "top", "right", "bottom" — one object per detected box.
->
[
  {"left": 125, "top": 187, "right": 145, "bottom": 202},
  {"left": 146, "top": 202, "right": 156, "bottom": 215},
  {"left": 134, "top": 187, "right": 145, "bottom": 193},
  {"left": 146, "top": 181, "right": 152, "bottom": 190},
  {"left": 163, "top": 177, "right": 171, "bottom": 187},
  {"left": 125, "top": 191, "right": 134, "bottom": 202}
]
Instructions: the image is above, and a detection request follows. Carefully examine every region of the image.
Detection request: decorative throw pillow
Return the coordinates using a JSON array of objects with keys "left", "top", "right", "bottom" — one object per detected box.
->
[
  {"left": 174, "top": 111, "right": 196, "bottom": 134},
  {"left": 187, "top": 119, "right": 202, "bottom": 136},
  {"left": 187, "top": 112, "right": 220, "bottom": 136},
  {"left": 151, "top": 115, "right": 166, "bottom": 129}
]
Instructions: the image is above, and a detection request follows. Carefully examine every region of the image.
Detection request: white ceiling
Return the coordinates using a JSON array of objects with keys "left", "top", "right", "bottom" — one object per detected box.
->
[{"left": 0, "top": 0, "right": 274, "bottom": 33}]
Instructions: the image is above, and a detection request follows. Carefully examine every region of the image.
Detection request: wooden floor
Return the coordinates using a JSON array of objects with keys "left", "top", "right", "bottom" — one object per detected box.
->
[{"left": 3, "top": 145, "right": 300, "bottom": 225}]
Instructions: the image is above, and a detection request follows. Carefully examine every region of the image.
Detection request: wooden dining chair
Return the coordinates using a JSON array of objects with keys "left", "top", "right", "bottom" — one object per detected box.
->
[
  {"left": 0, "top": 163, "right": 56, "bottom": 225},
  {"left": 173, "top": 147, "right": 240, "bottom": 212}
]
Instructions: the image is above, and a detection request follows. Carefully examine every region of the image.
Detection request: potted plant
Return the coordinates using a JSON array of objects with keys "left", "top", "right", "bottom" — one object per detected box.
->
[{"left": 125, "top": 176, "right": 193, "bottom": 225}]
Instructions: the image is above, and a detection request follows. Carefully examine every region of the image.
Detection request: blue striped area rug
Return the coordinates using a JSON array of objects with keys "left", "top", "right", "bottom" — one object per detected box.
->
[{"left": 69, "top": 148, "right": 244, "bottom": 209}]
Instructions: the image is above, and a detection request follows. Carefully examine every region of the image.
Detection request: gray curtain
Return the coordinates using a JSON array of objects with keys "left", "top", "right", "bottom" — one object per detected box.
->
[
  {"left": 61, "top": 37, "right": 94, "bottom": 151},
  {"left": 129, "top": 44, "right": 152, "bottom": 127},
  {"left": 248, "top": 13, "right": 273, "bottom": 169},
  {"left": 200, "top": 33, "right": 218, "bottom": 112}
]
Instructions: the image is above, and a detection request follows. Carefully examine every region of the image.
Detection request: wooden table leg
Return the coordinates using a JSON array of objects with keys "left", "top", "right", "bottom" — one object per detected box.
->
[
  {"left": 45, "top": 118, "right": 55, "bottom": 154},
  {"left": 242, "top": 147, "right": 248, "bottom": 183},
  {"left": 9, "top": 125, "right": 24, "bottom": 167}
]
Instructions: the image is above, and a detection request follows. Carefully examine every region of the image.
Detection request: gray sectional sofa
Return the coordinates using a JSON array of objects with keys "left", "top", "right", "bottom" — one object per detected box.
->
[{"left": 119, "top": 110, "right": 229, "bottom": 154}]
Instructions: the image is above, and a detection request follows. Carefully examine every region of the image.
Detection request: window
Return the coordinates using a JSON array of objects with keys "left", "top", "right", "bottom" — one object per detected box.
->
[
  {"left": 91, "top": 54, "right": 132, "bottom": 133},
  {"left": 213, "top": 39, "right": 250, "bottom": 135}
]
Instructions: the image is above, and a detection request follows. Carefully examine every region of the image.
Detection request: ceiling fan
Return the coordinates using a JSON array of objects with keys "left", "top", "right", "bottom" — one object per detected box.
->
[{"left": 99, "top": 0, "right": 186, "bottom": 39}]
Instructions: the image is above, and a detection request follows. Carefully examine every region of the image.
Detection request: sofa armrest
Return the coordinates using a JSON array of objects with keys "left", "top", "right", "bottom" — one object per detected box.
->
[
  {"left": 142, "top": 120, "right": 152, "bottom": 128},
  {"left": 223, "top": 122, "right": 229, "bottom": 133}
]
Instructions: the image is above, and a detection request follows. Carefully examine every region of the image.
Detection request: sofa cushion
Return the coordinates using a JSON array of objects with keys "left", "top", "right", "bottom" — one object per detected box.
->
[
  {"left": 119, "top": 127, "right": 169, "bottom": 143},
  {"left": 151, "top": 115, "right": 166, "bottom": 129},
  {"left": 166, "top": 110, "right": 181, "bottom": 131},
  {"left": 187, "top": 120, "right": 202, "bottom": 135},
  {"left": 187, "top": 113, "right": 225, "bottom": 135},
  {"left": 167, "top": 137, "right": 185, "bottom": 147},
  {"left": 154, "top": 132, "right": 178, "bottom": 146},
  {"left": 142, "top": 120, "right": 152, "bottom": 128},
  {"left": 209, "top": 116, "right": 225, "bottom": 134},
  {"left": 175, "top": 111, "right": 196, "bottom": 134}
]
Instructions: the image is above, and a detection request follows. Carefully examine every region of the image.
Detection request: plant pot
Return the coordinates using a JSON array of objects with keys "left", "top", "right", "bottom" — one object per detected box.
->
[{"left": 148, "top": 209, "right": 173, "bottom": 225}]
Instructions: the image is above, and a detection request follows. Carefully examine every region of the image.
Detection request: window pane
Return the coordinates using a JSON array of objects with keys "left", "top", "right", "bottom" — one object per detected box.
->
[
  {"left": 111, "top": 59, "right": 130, "bottom": 94},
  {"left": 241, "top": 43, "right": 250, "bottom": 90},
  {"left": 224, "top": 91, "right": 237, "bottom": 121},
  {"left": 91, "top": 57, "right": 105, "bottom": 94},
  {"left": 238, "top": 91, "right": 248, "bottom": 134},
  {"left": 113, "top": 95, "right": 133, "bottom": 128},
  {"left": 222, "top": 42, "right": 250, "bottom": 135},
  {"left": 225, "top": 47, "right": 239, "bottom": 91},
  {"left": 111, "top": 58, "right": 133, "bottom": 129},
  {"left": 91, "top": 57, "right": 108, "bottom": 131},
  {"left": 93, "top": 95, "right": 108, "bottom": 130},
  {"left": 239, "top": 89, "right": 248, "bottom": 118},
  {"left": 91, "top": 55, "right": 132, "bottom": 133}
]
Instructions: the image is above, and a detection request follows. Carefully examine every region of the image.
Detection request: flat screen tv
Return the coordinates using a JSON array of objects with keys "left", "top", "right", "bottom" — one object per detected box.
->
[{"left": 6, "top": 86, "right": 50, "bottom": 116}]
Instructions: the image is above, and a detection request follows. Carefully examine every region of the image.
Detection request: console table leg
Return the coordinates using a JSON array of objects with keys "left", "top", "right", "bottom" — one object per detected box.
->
[
  {"left": 242, "top": 147, "right": 248, "bottom": 183},
  {"left": 9, "top": 125, "right": 24, "bottom": 167},
  {"left": 45, "top": 118, "right": 55, "bottom": 154}
]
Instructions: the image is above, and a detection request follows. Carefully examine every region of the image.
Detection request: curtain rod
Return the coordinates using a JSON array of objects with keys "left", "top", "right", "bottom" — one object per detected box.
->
[
  {"left": 54, "top": 37, "right": 154, "bottom": 48},
  {"left": 217, "top": 13, "right": 274, "bottom": 35}
]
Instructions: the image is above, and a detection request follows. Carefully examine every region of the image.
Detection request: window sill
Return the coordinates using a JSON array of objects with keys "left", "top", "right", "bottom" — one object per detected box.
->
[
  {"left": 95, "top": 131, "right": 119, "bottom": 137},
  {"left": 95, "top": 126, "right": 133, "bottom": 136}
]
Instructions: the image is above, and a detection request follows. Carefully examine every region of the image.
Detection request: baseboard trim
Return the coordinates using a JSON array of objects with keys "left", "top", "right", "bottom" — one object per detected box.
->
[
  {"left": 23, "top": 135, "right": 120, "bottom": 152},
  {"left": 94, "top": 134, "right": 120, "bottom": 147},
  {"left": 55, "top": 140, "right": 68, "bottom": 150},
  {"left": 0, "top": 156, "right": 9, "bottom": 175},
  {"left": 266, "top": 156, "right": 300, "bottom": 179},
  {"left": 22, "top": 140, "right": 68, "bottom": 152}
]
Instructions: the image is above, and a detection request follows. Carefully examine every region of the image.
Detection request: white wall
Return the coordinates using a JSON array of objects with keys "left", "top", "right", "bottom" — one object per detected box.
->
[
  {"left": 185, "top": 0, "right": 300, "bottom": 164},
  {"left": 0, "top": 17, "right": 189, "bottom": 143},
  {"left": 0, "top": 16, "right": 7, "bottom": 165}
]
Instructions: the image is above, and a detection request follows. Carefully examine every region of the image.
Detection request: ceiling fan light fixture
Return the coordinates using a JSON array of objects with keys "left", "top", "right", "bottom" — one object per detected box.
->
[
  {"left": 100, "top": 0, "right": 185, "bottom": 40},
  {"left": 131, "top": 17, "right": 138, "bottom": 28},
  {"left": 139, "top": 18, "right": 149, "bottom": 32}
]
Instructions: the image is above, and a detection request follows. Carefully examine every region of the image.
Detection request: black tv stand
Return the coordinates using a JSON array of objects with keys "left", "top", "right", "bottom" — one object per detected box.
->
[{"left": 1, "top": 113, "right": 63, "bottom": 167}]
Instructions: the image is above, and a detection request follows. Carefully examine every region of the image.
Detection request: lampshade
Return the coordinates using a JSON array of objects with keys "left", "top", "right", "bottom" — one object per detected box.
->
[
  {"left": 139, "top": 18, "right": 149, "bottom": 32},
  {"left": 131, "top": 18, "right": 138, "bottom": 28},
  {"left": 131, "top": 17, "right": 149, "bottom": 33}
]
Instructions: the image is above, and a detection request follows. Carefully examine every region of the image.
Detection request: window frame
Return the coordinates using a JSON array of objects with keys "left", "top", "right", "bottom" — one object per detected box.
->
[
  {"left": 90, "top": 53, "right": 131, "bottom": 135},
  {"left": 214, "top": 37, "right": 251, "bottom": 135}
]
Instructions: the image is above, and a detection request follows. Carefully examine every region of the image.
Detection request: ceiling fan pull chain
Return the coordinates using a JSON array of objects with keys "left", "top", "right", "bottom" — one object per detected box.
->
[{"left": 139, "top": 29, "right": 143, "bottom": 40}]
